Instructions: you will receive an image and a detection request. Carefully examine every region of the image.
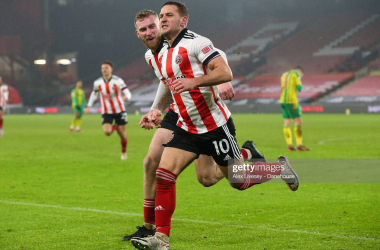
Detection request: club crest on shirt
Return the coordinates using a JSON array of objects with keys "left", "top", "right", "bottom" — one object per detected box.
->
[{"left": 175, "top": 54, "right": 183, "bottom": 65}]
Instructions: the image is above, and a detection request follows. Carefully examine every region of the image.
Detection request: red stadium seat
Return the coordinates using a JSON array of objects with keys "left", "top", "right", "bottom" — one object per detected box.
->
[
  {"left": 234, "top": 73, "right": 354, "bottom": 101},
  {"left": 332, "top": 75, "right": 380, "bottom": 97}
]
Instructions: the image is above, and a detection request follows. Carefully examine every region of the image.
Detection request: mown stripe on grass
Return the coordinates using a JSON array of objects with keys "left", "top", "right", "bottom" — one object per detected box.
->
[{"left": 1, "top": 200, "right": 379, "bottom": 241}]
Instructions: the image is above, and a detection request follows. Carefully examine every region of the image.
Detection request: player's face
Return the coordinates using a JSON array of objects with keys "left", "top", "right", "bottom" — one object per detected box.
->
[
  {"left": 136, "top": 15, "right": 161, "bottom": 50},
  {"left": 296, "top": 70, "right": 304, "bottom": 78},
  {"left": 76, "top": 81, "right": 82, "bottom": 89},
  {"left": 101, "top": 64, "right": 113, "bottom": 77},
  {"left": 159, "top": 5, "right": 187, "bottom": 38}
]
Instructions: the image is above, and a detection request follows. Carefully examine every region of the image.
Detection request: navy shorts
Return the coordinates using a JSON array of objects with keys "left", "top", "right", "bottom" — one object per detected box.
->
[
  {"left": 102, "top": 112, "right": 128, "bottom": 126},
  {"left": 164, "top": 117, "right": 242, "bottom": 167},
  {"left": 159, "top": 109, "right": 178, "bottom": 131}
]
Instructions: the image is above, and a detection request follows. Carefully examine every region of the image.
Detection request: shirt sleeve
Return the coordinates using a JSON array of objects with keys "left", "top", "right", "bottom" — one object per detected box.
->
[
  {"left": 71, "top": 90, "right": 78, "bottom": 106},
  {"left": 217, "top": 49, "right": 228, "bottom": 63},
  {"left": 93, "top": 82, "right": 99, "bottom": 92},
  {"left": 119, "top": 78, "right": 128, "bottom": 91},
  {"left": 82, "top": 91, "right": 87, "bottom": 106},
  {"left": 122, "top": 88, "right": 132, "bottom": 100},
  {"left": 145, "top": 50, "right": 151, "bottom": 64},
  {"left": 151, "top": 80, "right": 165, "bottom": 110},
  {"left": 4, "top": 86, "right": 9, "bottom": 101},
  {"left": 145, "top": 50, "right": 154, "bottom": 68},
  {"left": 293, "top": 73, "right": 302, "bottom": 91},
  {"left": 293, "top": 72, "right": 302, "bottom": 85},
  {"left": 191, "top": 36, "right": 221, "bottom": 66},
  {"left": 87, "top": 91, "right": 98, "bottom": 107}
]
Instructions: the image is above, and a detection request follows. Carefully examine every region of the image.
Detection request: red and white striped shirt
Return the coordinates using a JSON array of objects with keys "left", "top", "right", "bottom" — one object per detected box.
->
[
  {"left": 90, "top": 75, "right": 127, "bottom": 114},
  {"left": 145, "top": 38, "right": 177, "bottom": 112},
  {"left": 158, "top": 29, "right": 231, "bottom": 134},
  {"left": 0, "top": 84, "right": 9, "bottom": 107}
]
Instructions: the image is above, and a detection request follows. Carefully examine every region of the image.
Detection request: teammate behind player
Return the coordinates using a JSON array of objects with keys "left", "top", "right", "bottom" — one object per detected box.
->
[
  {"left": 280, "top": 66, "right": 310, "bottom": 151},
  {"left": 85, "top": 61, "right": 132, "bottom": 160},
  {"left": 123, "top": 9, "right": 265, "bottom": 241},
  {"left": 131, "top": 2, "right": 299, "bottom": 249},
  {"left": 0, "top": 76, "right": 8, "bottom": 137},
  {"left": 70, "top": 80, "right": 87, "bottom": 132}
]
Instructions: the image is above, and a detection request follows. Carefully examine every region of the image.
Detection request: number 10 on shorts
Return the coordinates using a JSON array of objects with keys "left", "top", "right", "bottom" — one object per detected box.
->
[{"left": 212, "top": 139, "right": 230, "bottom": 155}]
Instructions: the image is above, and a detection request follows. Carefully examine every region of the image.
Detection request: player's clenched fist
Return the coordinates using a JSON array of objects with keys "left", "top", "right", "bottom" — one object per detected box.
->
[
  {"left": 84, "top": 107, "right": 91, "bottom": 114},
  {"left": 139, "top": 111, "right": 154, "bottom": 130},
  {"left": 150, "top": 108, "right": 162, "bottom": 127},
  {"left": 172, "top": 78, "right": 197, "bottom": 93},
  {"left": 218, "top": 82, "right": 235, "bottom": 101}
]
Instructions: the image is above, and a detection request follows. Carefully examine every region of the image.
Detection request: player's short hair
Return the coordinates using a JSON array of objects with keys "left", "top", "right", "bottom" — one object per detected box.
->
[
  {"left": 102, "top": 61, "right": 114, "bottom": 68},
  {"left": 294, "top": 66, "right": 304, "bottom": 73},
  {"left": 134, "top": 9, "right": 158, "bottom": 28},
  {"left": 162, "top": 1, "right": 189, "bottom": 18}
]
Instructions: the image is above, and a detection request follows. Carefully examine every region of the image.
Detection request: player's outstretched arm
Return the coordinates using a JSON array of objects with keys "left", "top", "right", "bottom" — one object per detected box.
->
[
  {"left": 150, "top": 85, "right": 173, "bottom": 127},
  {"left": 122, "top": 88, "right": 132, "bottom": 102},
  {"left": 156, "top": 84, "right": 173, "bottom": 113},
  {"left": 151, "top": 81, "right": 166, "bottom": 111},
  {"left": 71, "top": 91, "right": 78, "bottom": 108},
  {"left": 85, "top": 90, "right": 98, "bottom": 114}
]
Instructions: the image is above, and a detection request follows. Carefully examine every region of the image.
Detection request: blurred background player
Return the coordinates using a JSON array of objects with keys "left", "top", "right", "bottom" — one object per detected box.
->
[
  {"left": 85, "top": 61, "right": 132, "bottom": 160},
  {"left": 70, "top": 80, "right": 87, "bottom": 132},
  {"left": 280, "top": 66, "right": 310, "bottom": 151},
  {"left": 0, "top": 76, "right": 8, "bottom": 137}
]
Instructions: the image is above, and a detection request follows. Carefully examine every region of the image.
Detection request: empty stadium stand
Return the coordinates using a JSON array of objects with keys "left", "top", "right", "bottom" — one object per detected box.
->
[
  {"left": 257, "top": 11, "right": 380, "bottom": 75},
  {"left": 320, "top": 75, "right": 380, "bottom": 103},
  {"left": 232, "top": 73, "right": 354, "bottom": 105}
]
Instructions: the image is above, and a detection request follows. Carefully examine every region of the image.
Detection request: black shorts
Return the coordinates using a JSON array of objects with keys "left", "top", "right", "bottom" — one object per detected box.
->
[
  {"left": 0, "top": 106, "right": 3, "bottom": 111},
  {"left": 164, "top": 117, "right": 242, "bottom": 167},
  {"left": 102, "top": 112, "right": 128, "bottom": 126},
  {"left": 159, "top": 109, "right": 178, "bottom": 131}
]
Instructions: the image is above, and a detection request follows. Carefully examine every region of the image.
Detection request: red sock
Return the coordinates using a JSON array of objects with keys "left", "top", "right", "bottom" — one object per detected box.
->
[
  {"left": 237, "top": 162, "right": 282, "bottom": 190},
  {"left": 0, "top": 117, "right": 3, "bottom": 129},
  {"left": 121, "top": 138, "right": 127, "bottom": 153},
  {"left": 143, "top": 199, "right": 155, "bottom": 225},
  {"left": 112, "top": 124, "right": 118, "bottom": 132},
  {"left": 155, "top": 168, "right": 177, "bottom": 237},
  {"left": 241, "top": 148, "right": 249, "bottom": 161}
]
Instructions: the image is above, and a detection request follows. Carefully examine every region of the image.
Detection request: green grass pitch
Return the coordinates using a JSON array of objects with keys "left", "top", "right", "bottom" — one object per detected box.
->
[{"left": 0, "top": 113, "right": 379, "bottom": 249}]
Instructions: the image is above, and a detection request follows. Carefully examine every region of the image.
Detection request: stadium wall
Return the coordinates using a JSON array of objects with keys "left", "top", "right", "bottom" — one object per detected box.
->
[{"left": 5, "top": 104, "right": 380, "bottom": 115}]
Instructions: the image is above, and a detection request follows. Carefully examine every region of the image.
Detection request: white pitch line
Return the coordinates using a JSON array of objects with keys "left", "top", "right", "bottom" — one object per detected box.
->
[
  {"left": 1, "top": 200, "right": 379, "bottom": 242},
  {"left": 318, "top": 137, "right": 347, "bottom": 145},
  {"left": 318, "top": 135, "right": 379, "bottom": 145}
]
